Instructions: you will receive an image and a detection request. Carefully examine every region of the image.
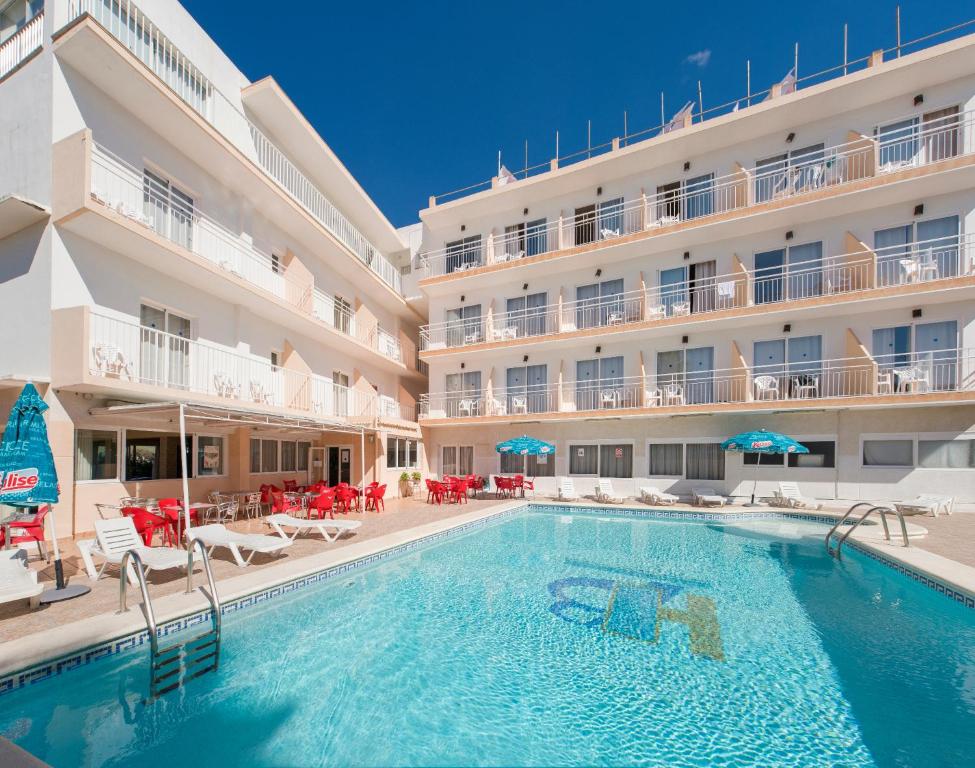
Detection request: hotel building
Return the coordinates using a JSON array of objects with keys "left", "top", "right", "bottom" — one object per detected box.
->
[
  {"left": 416, "top": 33, "right": 975, "bottom": 502},
  {"left": 0, "top": 0, "right": 427, "bottom": 539}
]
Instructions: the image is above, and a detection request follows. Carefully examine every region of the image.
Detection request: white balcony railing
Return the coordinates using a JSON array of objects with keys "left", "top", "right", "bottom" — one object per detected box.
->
[
  {"left": 69, "top": 0, "right": 402, "bottom": 295},
  {"left": 419, "top": 349, "right": 975, "bottom": 419},
  {"left": 418, "top": 110, "right": 975, "bottom": 277},
  {"left": 0, "top": 10, "right": 43, "bottom": 81},
  {"left": 87, "top": 311, "right": 409, "bottom": 423},
  {"left": 89, "top": 143, "right": 405, "bottom": 363},
  {"left": 420, "top": 233, "right": 975, "bottom": 350}
]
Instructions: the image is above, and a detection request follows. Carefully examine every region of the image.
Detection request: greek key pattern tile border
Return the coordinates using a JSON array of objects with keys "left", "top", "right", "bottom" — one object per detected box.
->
[{"left": 2, "top": 503, "right": 970, "bottom": 697}]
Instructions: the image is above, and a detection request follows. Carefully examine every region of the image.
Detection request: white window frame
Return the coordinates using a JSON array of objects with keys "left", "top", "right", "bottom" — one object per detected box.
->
[
  {"left": 195, "top": 433, "right": 228, "bottom": 478},
  {"left": 645, "top": 438, "right": 685, "bottom": 479},
  {"left": 122, "top": 426, "right": 194, "bottom": 483},
  {"left": 860, "top": 433, "right": 916, "bottom": 469},
  {"left": 250, "top": 438, "right": 284, "bottom": 475},
  {"left": 441, "top": 444, "right": 474, "bottom": 476},
  {"left": 74, "top": 427, "right": 123, "bottom": 484},
  {"left": 567, "top": 438, "right": 636, "bottom": 477},
  {"left": 387, "top": 437, "right": 420, "bottom": 470}
]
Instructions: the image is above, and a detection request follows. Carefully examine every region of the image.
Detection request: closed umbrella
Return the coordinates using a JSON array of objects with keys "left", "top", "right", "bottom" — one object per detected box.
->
[
  {"left": 0, "top": 383, "right": 90, "bottom": 602},
  {"left": 720, "top": 429, "right": 808, "bottom": 507}
]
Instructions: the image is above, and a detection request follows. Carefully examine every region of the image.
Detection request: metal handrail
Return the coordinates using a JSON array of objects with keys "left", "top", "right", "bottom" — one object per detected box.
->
[
  {"left": 826, "top": 503, "right": 909, "bottom": 558},
  {"left": 186, "top": 538, "right": 222, "bottom": 642},
  {"left": 118, "top": 549, "right": 159, "bottom": 660}
]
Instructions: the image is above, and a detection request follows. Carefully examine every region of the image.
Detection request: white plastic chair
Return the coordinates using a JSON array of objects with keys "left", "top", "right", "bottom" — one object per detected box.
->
[{"left": 753, "top": 375, "right": 779, "bottom": 400}]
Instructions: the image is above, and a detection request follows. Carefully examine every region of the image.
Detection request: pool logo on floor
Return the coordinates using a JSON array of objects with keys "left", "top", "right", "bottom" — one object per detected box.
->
[{"left": 547, "top": 577, "right": 724, "bottom": 661}]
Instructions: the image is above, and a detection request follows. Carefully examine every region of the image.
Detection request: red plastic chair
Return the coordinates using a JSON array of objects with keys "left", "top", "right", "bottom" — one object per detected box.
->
[
  {"left": 283, "top": 479, "right": 299, "bottom": 492},
  {"left": 309, "top": 490, "right": 335, "bottom": 520},
  {"left": 494, "top": 476, "right": 514, "bottom": 498},
  {"left": 365, "top": 483, "right": 387, "bottom": 512},
  {"left": 334, "top": 485, "right": 356, "bottom": 514},
  {"left": 452, "top": 478, "right": 469, "bottom": 504},
  {"left": 0, "top": 505, "right": 50, "bottom": 561},
  {"left": 121, "top": 506, "right": 171, "bottom": 546},
  {"left": 271, "top": 491, "right": 303, "bottom": 515},
  {"left": 425, "top": 479, "right": 441, "bottom": 504},
  {"left": 466, "top": 474, "right": 485, "bottom": 498},
  {"left": 513, "top": 475, "right": 534, "bottom": 497}
]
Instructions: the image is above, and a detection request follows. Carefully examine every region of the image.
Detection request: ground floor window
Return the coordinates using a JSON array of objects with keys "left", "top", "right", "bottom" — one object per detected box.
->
[
  {"left": 387, "top": 437, "right": 420, "bottom": 469},
  {"left": 76, "top": 429, "right": 118, "bottom": 481},
  {"left": 125, "top": 430, "right": 191, "bottom": 481},
  {"left": 281, "top": 441, "right": 297, "bottom": 472},
  {"left": 917, "top": 439, "right": 975, "bottom": 469},
  {"left": 498, "top": 453, "right": 555, "bottom": 477},
  {"left": 863, "top": 439, "right": 913, "bottom": 467},
  {"left": 442, "top": 445, "right": 473, "bottom": 476},
  {"left": 196, "top": 435, "right": 225, "bottom": 476},
  {"left": 686, "top": 443, "right": 725, "bottom": 480},
  {"left": 743, "top": 453, "right": 785, "bottom": 466},
  {"left": 788, "top": 441, "right": 835, "bottom": 468},
  {"left": 569, "top": 445, "right": 598, "bottom": 475},
  {"left": 568, "top": 444, "right": 632, "bottom": 477},
  {"left": 250, "top": 438, "right": 283, "bottom": 474},
  {"left": 648, "top": 443, "right": 682, "bottom": 476}
]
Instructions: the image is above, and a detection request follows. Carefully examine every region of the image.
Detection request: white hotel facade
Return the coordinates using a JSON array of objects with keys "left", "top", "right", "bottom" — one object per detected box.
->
[
  {"left": 0, "top": 0, "right": 426, "bottom": 538},
  {"left": 415, "top": 32, "right": 975, "bottom": 503},
  {"left": 2, "top": 2, "right": 975, "bottom": 540}
]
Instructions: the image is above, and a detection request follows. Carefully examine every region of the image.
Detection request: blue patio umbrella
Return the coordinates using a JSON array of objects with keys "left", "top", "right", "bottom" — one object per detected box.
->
[
  {"left": 495, "top": 436, "right": 555, "bottom": 456},
  {"left": 721, "top": 429, "right": 808, "bottom": 507},
  {"left": 0, "top": 382, "right": 90, "bottom": 602}
]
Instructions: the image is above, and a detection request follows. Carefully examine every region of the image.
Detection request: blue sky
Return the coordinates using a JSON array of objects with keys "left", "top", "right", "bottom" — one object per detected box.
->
[{"left": 180, "top": 0, "right": 975, "bottom": 227}]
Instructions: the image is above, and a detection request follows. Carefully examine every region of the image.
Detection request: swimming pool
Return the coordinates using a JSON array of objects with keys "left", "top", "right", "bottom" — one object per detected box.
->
[{"left": 1, "top": 506, "right": 974, "bottom": 767}]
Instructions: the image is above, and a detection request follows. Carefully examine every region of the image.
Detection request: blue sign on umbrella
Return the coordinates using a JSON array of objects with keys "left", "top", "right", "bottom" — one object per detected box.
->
[
  {"left": 0, "top": 382, "right": 59, "bottom": 507},
  {"left": 721, "top": 429, "right": 808, "bottom": 507},
  {"left": 495, "top": 436, "right": 555, "bottom": 456}
]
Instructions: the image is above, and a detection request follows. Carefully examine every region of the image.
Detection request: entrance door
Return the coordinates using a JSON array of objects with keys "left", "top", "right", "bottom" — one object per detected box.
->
[{"left": 326, "top": 446, "right": 352, "bottom": 485}]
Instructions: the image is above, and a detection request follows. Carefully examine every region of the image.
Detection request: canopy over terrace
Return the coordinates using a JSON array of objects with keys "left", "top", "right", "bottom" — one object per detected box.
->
[{"left": 86, "top": 400, "right": 368, "bottom": 543}]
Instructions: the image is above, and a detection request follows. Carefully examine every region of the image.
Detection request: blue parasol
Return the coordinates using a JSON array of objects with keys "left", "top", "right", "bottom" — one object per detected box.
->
[
  {"left": 721, "top": 429, "right": 808, "bottom": 507},
  {"left": 0, "top": 383, "right": 89, "bottom": 601},
  {"left": 495, "top": 436, "right": 555, "bottom": 456}
]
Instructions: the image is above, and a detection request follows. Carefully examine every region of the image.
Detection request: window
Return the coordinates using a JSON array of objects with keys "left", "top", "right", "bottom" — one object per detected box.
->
[
  {"left": 143, "top": 169, "right": 194, "bottom": 250},
  {"left": 788, "top": 441, "right": 836, "bottom": 468},
  {"left": 125, "top": 430, "right": 192, "bottom": 481},
  {"left": 656, "top": 181, "right": 681, "bottom": 220},
  {"left": 685, "top": 443, "right": 725, "bottom": 480},
  {"left": 255, "top": 439, "right": 279, "bottom": 473},
  {"left": 656, "top": 347, "right": 714, "bottom": 405},
  {"left": 755, "top": 144, "right": 825, "bottom": 203},
  {"left": 504, "top": 222, "right": 526, "bottom": 259},
  {"left": 0, "top": 1, "right": 42, "bottom": 46},
  {"left": 500, "top": 453, "right": 524, "bottom": 474},
  {"left": 743, "top": 453, "right": 784, "bottom": 466},
  {"left": 574, "top": 204, "right": 596, "bottom": 245},
  {"left": 505, "top": 364, "right": 548, "bottom": 414},
  {"left": 874, "top": 216, "right": 959, "bottom": 286},
  {"left": 648, "top": 444, "right": 683, "bottom": 476},
  {"left": 876, "top": 117, "right": 919, "bottom": 169},
  {"left": 526, "top": 218, "right": 547, "bottom": 256},
  {"left": 445, "top": 235, "right": 482, "bottom": 273},
  {"left": 569, "top": 445, "right": 598, "bottom": 475},
  {"left": 140, "top": 304, "right": 191, "bottom": 389},
  {"left": 281, "top": 441, "right": 297, "bottom": 472},
  {"left": 506, "top": 292, "right": 547, "bottom": 337},
  {"left": 298, "top": 442, "right": 311, "bottom": 471},
  {"left": 196, "top": 435, "right": 225, "bottom": 476},
  {"left": 754, "top": 242, "right": 824, "bottom": 304},
  {"left": 334, "top": 296, "right": 353, "bottom": 335},
  {"left": 333, "top": 371, "right": 350, "bottom": 417},
  {"left": 576, "top": 279, "right": 624, "bottom": 330},
  {"left": 445, "top": 371, "right": 482, "bottom": 417},
  {"left": 575, "top": 356, "right": 624, "bottom": 411},
  {"left": 917, "top": 439, "right": 975, "bottom": 469},
  {"left": 684, "top": 174, "right": 714, "bottom": 220},
  {"left": 271, "top": 253, "right": 281, "bottom": 274},
  {"left": 863, "top": 439, "right": 913, "bottom": 467},
  {"left": 442, "top": 445, "right": 473, "bottom": 476},
  {"left": 872, "top": 321, "right": 958, "bottom": 391},
  {"left": 445, "top": 304, "right": 482, "bottom": 346},
  {"left": 599, "top": 444, "right": 633, "bottom": 478},
  {"left": 598, "top": 197, "right": 624, "bottom": 237},
  {"left": 249, "top": 438, "right": 262, "bottom": 473},
  {"left": 499, "top": 453, "right": 555, "bottom": 477},
  {"left": 75, "top": 430, "right": 118, "bottom": 481},
  {"left": 387, "top": 437, "right": 420, "bottom": 469}
]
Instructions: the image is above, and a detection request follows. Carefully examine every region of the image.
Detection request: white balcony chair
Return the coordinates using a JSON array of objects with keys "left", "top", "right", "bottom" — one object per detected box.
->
[
  {"left": 643, "top": 388, "right": 661, "bottom": 407},
  {"left": 917, "top": 252, "right": 940, "bottom": 281},
  {"left": 250, "top": 380, "right": 272, "bottom": 404},
  {"left": 877, "top": 369, "right": 894, "bottom": 395},
  {"left": 647, "top": 305, "right": 667, "bottom": 321},
  {"left": 606, "top": 310, "right": 624, "bottom": 325},
  {"left": 213, "top": 372, "right": 239, "bottom": 399},
  {"left": 511, "top": 396, "right": 528, "bottom": 415},
  {"left": 670, "top": 301, "right": 691, "bottom": 317},
  {"left": 662, "top": 384, "right": 684, "bottom": 406},
  {"left": 600, "top": 227, "right": 621, "bottom": 240},
  {"left": 92, "top": 343, "right": 133, "bottom": 379},
  {"left": 899, "top": 258, "right": 920, "bottom": 283},
  {"left": 895, "top": 366, "right": 930, "bottom": 393},
  {"left": 791, "top": 375, "right": 820, "bottom": 399},
  {"left": 487, "top": 398, "right": 507, "bottom": 416},
  {"left": 600, "top": 390, "right": 619, "bottom": 408},
  {"left": 716, "top": 281, "right": 737, "bottom": 308},
  {"left": 753, "top": 375, "right": 779, "bottom": 401},
  {"left": 458, "top": 398, "right": 476, "bottom": 417}
]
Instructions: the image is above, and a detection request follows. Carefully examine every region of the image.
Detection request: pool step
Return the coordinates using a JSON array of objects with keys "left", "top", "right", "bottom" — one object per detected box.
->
[{"left": 150, "top": 629, "right": 221, "bottom": 698}]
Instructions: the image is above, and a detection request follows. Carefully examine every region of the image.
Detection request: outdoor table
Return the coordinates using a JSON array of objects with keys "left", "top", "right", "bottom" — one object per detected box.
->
[
  {"left": 189, "top": 501, "right": 218, "bottom": 523},
  {"left": 0, "top": 510, "right": 35, "bottom": 550}
]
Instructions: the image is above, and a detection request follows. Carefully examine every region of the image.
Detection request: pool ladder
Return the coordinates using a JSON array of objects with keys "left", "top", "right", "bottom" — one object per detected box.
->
[
  {"left": 825, "top": 502, "right": 910, "bottom": 558},
  {"left": 119, "top": 539, "right": 222, "bottom": 701}
]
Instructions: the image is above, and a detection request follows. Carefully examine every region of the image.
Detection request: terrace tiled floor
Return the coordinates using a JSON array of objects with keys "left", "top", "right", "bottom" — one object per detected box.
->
[{"left": 0, "top": 495, "right": 972, "bottom": 648}]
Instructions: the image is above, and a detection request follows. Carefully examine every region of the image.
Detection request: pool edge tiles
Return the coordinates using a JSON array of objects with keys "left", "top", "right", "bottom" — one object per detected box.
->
[{"left": 1, "top": 502, "right": 973, "bottom": 698}]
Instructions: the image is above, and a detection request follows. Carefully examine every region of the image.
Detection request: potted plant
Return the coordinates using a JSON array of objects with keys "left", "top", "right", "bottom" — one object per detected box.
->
[{"left": 399, "top": 471, "right": 413, "bottom": 497}]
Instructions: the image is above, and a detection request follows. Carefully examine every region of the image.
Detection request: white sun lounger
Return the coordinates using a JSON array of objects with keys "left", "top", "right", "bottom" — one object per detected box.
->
[
  {"left": 640, "top": 486, "right": 678, "bottom": 505},
  {"left": 78, "top": 518, "right": 190, "bottom": 585},
  {"left": 188, "top": 524, "right": 292, "bottom": 567},
  {"left": 0, "top": 550, "right": 42, "bottom": 610},
  {"left": 893, "top": 495, "right": 953, "bottom": 518},
  {"left": 596, "top": 479, "right": 624, "bottom": 504},
  {"left": 265, "top": 514, "right": 362, "bottom": 543},
  {"left": 692, "top": 486, "right": 729, "bottom": 507},
  {"left": 558, "top": 477, "right": 579, "bottom": 501},
  {"left": 774, "top": 481, "right": 823, "bottom": 510}
]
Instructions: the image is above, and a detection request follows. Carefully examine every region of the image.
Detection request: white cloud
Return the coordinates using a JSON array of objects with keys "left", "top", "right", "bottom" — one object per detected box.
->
[{"left": 684, "top": 50, "right": 711, "bottom": 68}]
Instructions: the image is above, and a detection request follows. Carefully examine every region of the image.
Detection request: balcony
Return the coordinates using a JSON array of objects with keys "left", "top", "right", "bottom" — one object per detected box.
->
[
  {"left": 0, "top": 9, "right": 43, "bottom": 81},
  {"left": 419, "top": 347, "right": 975, "bottom": 424},
  {"left": 52, "top": 307, "right": 417, "bottom": 428},
  {"left": 418, "top": 110, "right": 975, "bottom": 282},
  {"left": 62, "top": 0, "right": 403, "bottom": 296},
  {"left": 420, "top": 233, "right": 975, "bottom": 354},
  {"left": 55, "top": 137, "right": 417, "bottom": 374}
]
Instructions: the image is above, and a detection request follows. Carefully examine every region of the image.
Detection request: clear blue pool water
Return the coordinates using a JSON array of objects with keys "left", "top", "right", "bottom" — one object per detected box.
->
[{"left": 1, "top": 507, "right": 974, "bottom": 767}]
